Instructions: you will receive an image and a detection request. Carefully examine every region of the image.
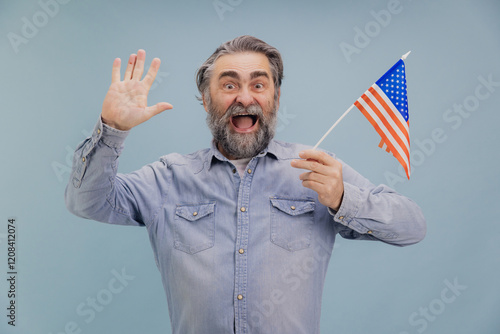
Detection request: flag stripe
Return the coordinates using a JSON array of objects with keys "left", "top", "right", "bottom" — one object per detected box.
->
[
  {"left": 379, "top": 139, "right": 390, "bottom": 153},
  {"left": 359, "top": 91, "right": 410, "bottom": 159},
  {"left": 364, "top": 88, "right": 410, "bottom": 153},
  {"left": 371, "top": 85, "right": 409, "bottom": 130},
  {"left": 358, "top": 100, "right": 410, "bottom": 178},
  {"left": 355, "top": 98, "right": 408, "bottom": 168},
  {"left": 354, "top": 99, "right": 410, "bottom": 178},
  {"left": 370, "top": 86, "right": 410, "bottom": 143}
]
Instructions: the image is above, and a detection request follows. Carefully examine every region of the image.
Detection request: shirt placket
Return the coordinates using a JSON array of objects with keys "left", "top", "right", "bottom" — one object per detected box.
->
[{"left": 234, "top": 157, "right": 258, "bottom": 334}]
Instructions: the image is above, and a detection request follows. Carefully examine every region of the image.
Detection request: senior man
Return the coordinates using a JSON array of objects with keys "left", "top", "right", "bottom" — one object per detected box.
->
[{"left": 65, "top": 35, "right": 426, "bottom": 334}]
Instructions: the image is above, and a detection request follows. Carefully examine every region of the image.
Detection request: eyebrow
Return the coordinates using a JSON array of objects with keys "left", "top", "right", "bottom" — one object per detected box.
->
[
  {"left": 218, "top": 70, "right": 239, "bottom": 81},
  {"left": 250, "top": 71, "right": 270, "bottom": 80},
  {"left": 218, "top": 70, "right": 270, "bottom": 81}
]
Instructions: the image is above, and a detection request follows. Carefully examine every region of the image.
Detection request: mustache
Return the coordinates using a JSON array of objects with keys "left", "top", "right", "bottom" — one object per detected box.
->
[{"left": 225, "top": 103, "right": 264, "bottom": 118}]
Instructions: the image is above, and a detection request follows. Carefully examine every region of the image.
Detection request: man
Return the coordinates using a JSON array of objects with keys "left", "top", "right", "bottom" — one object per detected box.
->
[{"left": 65, "top": 35, "right": 426, "bottom": 334}]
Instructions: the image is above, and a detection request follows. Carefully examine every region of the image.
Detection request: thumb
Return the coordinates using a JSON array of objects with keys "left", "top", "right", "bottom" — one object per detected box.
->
[{"left": 145, "top": 102, "right": 173, "bottom": 118}]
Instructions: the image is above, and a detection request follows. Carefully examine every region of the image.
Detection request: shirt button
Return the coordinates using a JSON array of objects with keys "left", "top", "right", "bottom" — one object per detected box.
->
[
  {"left": 238, "top": 249, "right": 244, "bottom": 254},
  {"left": 192, "top": 212, "right": 198, "bottom": 216},
  {"left": 97, "top": 129, "right": 101, "bottom": 134},
  {"left": 339, "top": 216, "right": 344, "bottom": 220},
  {"left": 240, "top": 207, "right": 246, "bottom": 212},
  {"left": 367, "top": 230, "right": 373, "bottom": 234},
  {"left": 247, "top": 169, "right": 252, "bottom": 174},
  {"left": 232, "top": 168, "right": 236, "bottom": 174},
  {"left": 237, "top": 294, "right": 243, "bottom": 300},
  {"left": 82, "top": 157, "right": 86, "bottom": 162},
  {"left": 290, "top": 206, "right": 296, "bottom": 210}
]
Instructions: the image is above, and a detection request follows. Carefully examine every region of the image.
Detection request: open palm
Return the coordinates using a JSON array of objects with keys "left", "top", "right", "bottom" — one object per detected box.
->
[{"left": 101, "top": 49, "right": 172, "bottom": 131}]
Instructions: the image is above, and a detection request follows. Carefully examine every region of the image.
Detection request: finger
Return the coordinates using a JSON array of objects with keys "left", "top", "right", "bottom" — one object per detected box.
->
[
  {"left": 291, "top": 159, "right": 330, "bottom": 175},
  {"left": 145, "top": 102, "right": 173, "bottom": 118},
  {"left": 299, "top": 150, "right": 337, "bottom": 167},
  {"left": 124, "top": 54, "right": 137, "bottom": 81},
  {"left": 111, "top": 58, "right": 121, "bottom": 83},
  {"left": 300, "top": 178, "right": 326, "bottom": 195},
  {"left": 132, "top": 49, "right": 146, "bottom": 80},
  {"left": 299, "top": 171, "right": 331, "bottom": 184},
  {"left": 142, "top": 58, "right": 161, "bottom": 89}
]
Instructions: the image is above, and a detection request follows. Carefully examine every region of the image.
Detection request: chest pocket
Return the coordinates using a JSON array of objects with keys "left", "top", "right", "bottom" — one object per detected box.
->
[
  {"left": 270, "top": 198, "right": 315, "bottom": 252},
  {"left": 174, "top": 202, "right": 215, "bottom": 254}
]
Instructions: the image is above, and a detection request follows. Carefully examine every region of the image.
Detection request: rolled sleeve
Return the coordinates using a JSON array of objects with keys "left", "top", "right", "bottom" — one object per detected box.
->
[
  {"left": 327, "top": 159, "right": 426, "bottom": 246},
  {"left": 71, "top": 118, "right": 129, "bottom": 188},
  {"left": 329, "top": 182, "right": 370, "bottom": 234}
]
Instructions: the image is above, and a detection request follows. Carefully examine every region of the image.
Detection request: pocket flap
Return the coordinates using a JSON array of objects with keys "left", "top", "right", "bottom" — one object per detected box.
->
[
  {"left": 270, "top": 198, "right": 315, "bottom": 216},
  {"left": 175, "top": 202, "right": 215, "bottom": 221}
]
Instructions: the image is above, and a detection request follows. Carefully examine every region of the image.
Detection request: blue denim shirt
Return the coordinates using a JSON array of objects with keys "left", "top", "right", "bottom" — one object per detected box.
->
[{"left": 65, "top": 119, "right": 426, "bottom": 334}]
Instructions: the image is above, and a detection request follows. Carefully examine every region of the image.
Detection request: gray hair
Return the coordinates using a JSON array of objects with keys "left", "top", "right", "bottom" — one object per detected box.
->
[{"left": 196, "top": 35, "right": 284, "bottom": 103}]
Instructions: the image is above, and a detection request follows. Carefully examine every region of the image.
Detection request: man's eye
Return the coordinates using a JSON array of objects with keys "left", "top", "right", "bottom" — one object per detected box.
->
[
  {"left": 254, "top": 83, "right": 264, "bottom": 89},
  {"left": 224, "top": 83, "right": 235, "bottom": 89}
]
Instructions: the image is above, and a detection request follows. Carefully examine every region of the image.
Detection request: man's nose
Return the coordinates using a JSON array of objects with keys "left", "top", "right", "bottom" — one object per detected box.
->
[{"left": 235, "top": 87, "right": 254, "bottom": 106}]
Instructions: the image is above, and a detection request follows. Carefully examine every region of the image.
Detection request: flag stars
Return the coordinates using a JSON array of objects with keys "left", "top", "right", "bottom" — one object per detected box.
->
[{"left": 374, "top": 61, "right": 409, "bottom": 121}]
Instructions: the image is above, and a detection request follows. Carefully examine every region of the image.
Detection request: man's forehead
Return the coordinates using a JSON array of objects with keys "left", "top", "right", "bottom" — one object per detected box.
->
[{"left": 213, "top": 52, "right": 272, "bottom": 78}]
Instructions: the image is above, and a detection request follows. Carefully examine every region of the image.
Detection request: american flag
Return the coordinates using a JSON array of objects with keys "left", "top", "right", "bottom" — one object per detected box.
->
[{"left": 354, "top": 58, "right": 411, "bottom": 179}]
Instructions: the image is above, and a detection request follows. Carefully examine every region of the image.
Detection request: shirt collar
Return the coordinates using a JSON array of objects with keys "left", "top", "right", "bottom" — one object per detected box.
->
[{"left": 207, "top": 139, "right": 286, "bottom": 170}]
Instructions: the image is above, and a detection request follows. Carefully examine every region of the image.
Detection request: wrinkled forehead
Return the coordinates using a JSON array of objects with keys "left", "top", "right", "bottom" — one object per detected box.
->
[{"left": 211, "top": 52, "right": 273, "bottom": 82}]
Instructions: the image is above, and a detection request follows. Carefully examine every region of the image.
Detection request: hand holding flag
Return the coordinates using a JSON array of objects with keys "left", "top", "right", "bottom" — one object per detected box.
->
[
  {"left": 313, "top": 52, "right": 412, "bottom": 179},
  {"left": 290, "top": 150, "right": 344, "bottom": 211}
]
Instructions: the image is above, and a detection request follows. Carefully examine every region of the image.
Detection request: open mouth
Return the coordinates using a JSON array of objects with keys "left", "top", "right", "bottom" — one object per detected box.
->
[{"left": 230, "top": 114, "right": 259, "bottom": 133}]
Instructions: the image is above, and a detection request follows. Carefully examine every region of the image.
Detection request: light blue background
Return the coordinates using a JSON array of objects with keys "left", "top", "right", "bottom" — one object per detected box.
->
[{"left": 1, "top": 0, "right": 499, "bottom": 333}]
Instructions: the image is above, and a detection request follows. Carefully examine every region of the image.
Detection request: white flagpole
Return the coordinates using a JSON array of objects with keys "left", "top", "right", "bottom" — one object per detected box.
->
[
  {"left": 312, "top": 51, "right": 411, "bottom": 150},
  {"left": 312, "top": 104, "right": 355, "bottom": 150}
]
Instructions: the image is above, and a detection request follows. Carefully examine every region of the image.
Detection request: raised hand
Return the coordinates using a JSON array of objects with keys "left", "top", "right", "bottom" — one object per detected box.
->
[
  {"left": 291, "top": 150, "right": 344, "bottom": 211},
  {"left": 101, "top": 49, "right": 173, "bottom": 131}
]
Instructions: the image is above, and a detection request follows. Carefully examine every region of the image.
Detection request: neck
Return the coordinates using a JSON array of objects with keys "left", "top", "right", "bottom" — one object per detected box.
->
[{"left": 217, "top": 142, "right": 241, "bottom": 160}]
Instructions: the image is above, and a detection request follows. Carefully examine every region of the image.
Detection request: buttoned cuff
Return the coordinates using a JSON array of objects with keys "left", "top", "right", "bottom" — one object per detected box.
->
[
  {"left": 328, "top": 182, "right": 372, "bottom": 235},
  {"left": 99, "top": 118, "right": 130, "bottom": 149},
  {"left": 71, "top": 117, "right": 129, "bottom": 188}
]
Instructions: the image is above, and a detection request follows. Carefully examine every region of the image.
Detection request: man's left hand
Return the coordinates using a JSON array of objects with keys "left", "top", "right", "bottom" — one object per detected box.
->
[{"left": 291, "top": 150, "right": 344, "bottom": 211}]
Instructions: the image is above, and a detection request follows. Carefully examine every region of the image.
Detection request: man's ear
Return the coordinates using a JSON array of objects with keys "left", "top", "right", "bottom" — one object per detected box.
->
[{"left": 202, "top": 94, "right": 208, "bottom": 113}]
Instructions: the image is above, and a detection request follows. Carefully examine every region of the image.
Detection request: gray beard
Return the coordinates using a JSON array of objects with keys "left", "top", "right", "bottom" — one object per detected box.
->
[{"left": 206, "top": 102, "right": 277, "bottom": 159}]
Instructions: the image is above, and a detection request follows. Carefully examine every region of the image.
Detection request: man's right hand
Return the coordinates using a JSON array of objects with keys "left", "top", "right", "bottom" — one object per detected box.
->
[{"left": 101, "top": 49, "right": 173, "bottom": 131}]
